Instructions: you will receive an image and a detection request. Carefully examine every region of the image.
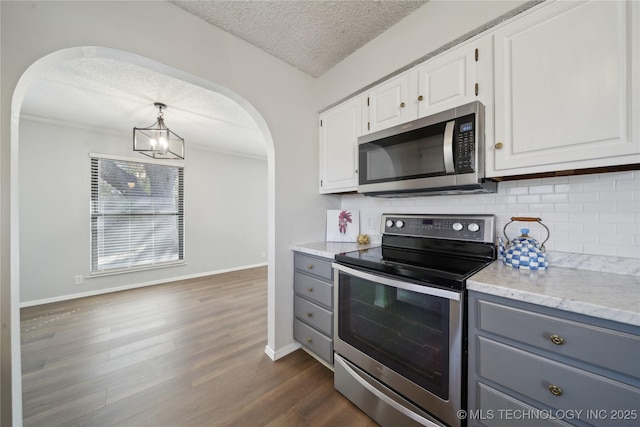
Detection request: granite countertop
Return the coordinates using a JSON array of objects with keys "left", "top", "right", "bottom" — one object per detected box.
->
[
  {"left": 468, "top": 261, "right": 640, "bottom": 327},
  {"left": 291, "top": 241, "right": 379, "bottom": 259}
]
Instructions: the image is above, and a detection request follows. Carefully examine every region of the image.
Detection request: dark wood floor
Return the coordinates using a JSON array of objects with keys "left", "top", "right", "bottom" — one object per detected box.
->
[{"left": 21, "top": 266, "right": 378, "bottom": 426}]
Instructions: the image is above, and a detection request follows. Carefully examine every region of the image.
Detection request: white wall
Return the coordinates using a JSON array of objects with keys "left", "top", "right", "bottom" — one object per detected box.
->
[
  {"left": 1, "top": 1, "right": 338, "bottom": 422},
  {"left": 344, "top": 171, "right": 640, "bottom": 264},
  {"left": 18, "top": 118, "right": 268, "bottom": 304}
]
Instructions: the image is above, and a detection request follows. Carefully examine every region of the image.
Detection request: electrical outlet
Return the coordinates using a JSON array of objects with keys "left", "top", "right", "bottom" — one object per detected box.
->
[{"left": 74, "top": 275, "right": 84, "bottom": 285}]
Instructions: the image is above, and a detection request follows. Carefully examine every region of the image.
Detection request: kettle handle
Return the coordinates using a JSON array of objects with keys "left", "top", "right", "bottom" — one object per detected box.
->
[{"left": 503, "top": 217, "right": 550, "bottom": 249}]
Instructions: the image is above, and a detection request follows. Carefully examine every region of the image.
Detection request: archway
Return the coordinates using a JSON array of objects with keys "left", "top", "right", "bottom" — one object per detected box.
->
[{"left": 10, "top": 46, "right": 276, "bottom": 422}]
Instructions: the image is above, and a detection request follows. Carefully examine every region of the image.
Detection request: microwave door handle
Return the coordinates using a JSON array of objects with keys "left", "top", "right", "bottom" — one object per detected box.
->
[{"left": 443, "top": 120, "right": 455, "bottom": 174}]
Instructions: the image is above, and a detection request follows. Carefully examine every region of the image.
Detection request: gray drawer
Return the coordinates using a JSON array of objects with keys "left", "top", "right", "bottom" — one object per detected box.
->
[
  {"left": 294, "top": 295, "right": 333, "bottom": 336},
  {"left": 477, "top": 299, "right": 640, "bottom": 379},
  {"left": 476, "top": 382, "right": 572, "bottom": 427},
  {"left": 294, "top": 252, "right": 333, "bottom": 281},
  {"left": 294, "top": 319, "right": 333, "bottom": 364},
  {"left": 479, "top": 337, "right": 640, "bottom": 427},
  {"left": 294, "top": 272, "right": 333, "bottom": 308}
]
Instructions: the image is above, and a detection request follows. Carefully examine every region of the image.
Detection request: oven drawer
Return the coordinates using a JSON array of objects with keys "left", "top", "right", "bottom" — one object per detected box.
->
[
  {"left": 478, "top": 337, "right": 640, "bottom": 427},
  {"left": 294, "top": 295, "right": 332, "bottom": 336},
  {"left": 294, "top": 272, "right": 333, "bottom": 308},
  {"left": 294, "top": 253, "right": 333, "bottom": 281},
  {"left": 476, "top": 382, "right": 572, "bottom": 427},
  {"left": 294, "top": 319, "right": 333, "bottom": 363},
  {"left": 476, "top": 299, "right": 640, "bottom": 379}
]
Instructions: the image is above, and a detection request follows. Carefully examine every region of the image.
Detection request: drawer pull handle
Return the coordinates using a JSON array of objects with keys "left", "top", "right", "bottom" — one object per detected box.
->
[
  {"left": 418, "top": 95, "right": 423, "bottom": 101},
  {"left": 307, "top": 287, "right": 313, "bottom": 292},
  {"left": 307, "top": 264, "right": 314, "bottom": 270},
  {"left": 307, "top": 312, "right": 313, "bottom": 318},
  {"left": 306, "top": 338, "right": 313, "bottom": 343},
  {"left": 550, "top": 334, "right": 565, "bottom": 345},
  {"left": 548, "top": 384, "right": 563, "bottom": 396}
]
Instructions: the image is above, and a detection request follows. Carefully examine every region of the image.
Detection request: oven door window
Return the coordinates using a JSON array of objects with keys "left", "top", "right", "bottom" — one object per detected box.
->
[{"left": 338, "top": 272, "right": 450, "bottom": 400}]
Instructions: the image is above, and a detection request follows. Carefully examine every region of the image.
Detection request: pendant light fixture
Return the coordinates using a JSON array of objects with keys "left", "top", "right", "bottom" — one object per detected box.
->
[{"left": 133, "top": 102, "right": 185, "bottom": 159}]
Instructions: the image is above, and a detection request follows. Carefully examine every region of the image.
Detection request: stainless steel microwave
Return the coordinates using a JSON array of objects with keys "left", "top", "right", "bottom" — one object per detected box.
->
[{"left": 358, "top": 101, "right": 497, "bottom": 197}]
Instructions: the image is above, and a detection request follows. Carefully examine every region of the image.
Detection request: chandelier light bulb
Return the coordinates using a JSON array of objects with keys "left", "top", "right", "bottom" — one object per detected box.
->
[{"left": 150, "top": 138, "right": 157, "bottom": 148}]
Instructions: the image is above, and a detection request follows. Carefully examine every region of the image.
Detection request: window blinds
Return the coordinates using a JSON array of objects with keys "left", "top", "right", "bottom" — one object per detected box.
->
[{"left": 91, "top": 157, "right": 184, "bottom": 272}]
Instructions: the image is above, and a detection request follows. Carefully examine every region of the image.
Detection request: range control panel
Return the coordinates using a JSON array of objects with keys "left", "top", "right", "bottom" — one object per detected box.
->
[{"left": 381, "top": 214, "right": 495, "bottom": 243}]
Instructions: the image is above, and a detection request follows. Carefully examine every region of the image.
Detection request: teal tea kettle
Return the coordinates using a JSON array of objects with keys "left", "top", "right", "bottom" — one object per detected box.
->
[{"left": 498, "top": 217, "right": 550, "bottom": 270}]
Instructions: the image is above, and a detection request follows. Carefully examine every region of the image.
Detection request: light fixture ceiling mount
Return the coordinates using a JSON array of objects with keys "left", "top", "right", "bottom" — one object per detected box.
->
[{"left": 133, "top": 102, "right": 185, "bottom": 160}]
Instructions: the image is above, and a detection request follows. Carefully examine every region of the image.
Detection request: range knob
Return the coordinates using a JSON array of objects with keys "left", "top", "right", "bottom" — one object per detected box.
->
[
  {"left": 386, "top": 219, "right": 394, "bottom": 228},
  {"left": 452, "top": 222, "right": 464, "bottom": 231},
  {"left": 396, "top": 220, "right": 405, "bottom": 228},
  {"left": 468, "top": 223, "right": 480, "bottom": 232}
]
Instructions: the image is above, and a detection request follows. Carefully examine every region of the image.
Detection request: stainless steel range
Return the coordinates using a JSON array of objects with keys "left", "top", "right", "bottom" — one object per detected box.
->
[{"left": 333, "top": 214, "right": 496, "bottom": 427}]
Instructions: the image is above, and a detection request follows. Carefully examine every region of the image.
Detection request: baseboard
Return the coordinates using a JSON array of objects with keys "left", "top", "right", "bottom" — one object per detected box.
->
[
  {"left": 264, "top": 342, "right": 300, "bottom": 361},
  {"left": 20, "top": 262, "right": 268, "bottom": 308}
]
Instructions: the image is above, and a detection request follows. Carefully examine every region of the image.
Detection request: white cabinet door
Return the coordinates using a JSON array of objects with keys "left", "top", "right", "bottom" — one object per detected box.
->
[
  {"left": 490, "top": 0, "right": 640, "bottom": 176},
  {"left": 416, "top": 42, "right": 478, "bottom": 118},
  {"left": 319, "top": 97, "right": 361, "bottom": 193},
  {"left": 365, "top": 73, "right": 412, "bottom": 134}
]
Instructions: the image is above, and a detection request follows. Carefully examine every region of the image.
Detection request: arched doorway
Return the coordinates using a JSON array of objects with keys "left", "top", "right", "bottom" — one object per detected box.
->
[{"left": 10, "top": 46, "right": 276, "bottom": 422}]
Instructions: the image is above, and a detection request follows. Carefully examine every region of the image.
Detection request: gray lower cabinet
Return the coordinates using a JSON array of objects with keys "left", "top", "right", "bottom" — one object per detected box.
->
[
  {"left": 293, "top": 251, "right": 334, "bottom": 365},
  {"left": 468, "top": 291, "right": 640, "bottom": 427}
]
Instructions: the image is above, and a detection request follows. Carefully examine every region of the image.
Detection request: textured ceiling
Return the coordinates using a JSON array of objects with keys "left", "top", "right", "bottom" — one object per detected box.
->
[
  {"left": 172, "top": 0, "right": 428, "bottom": 77},
  {"left": 21, "top": 58, "right": 266, "bottom": 159},
  {"left": 20, "top": 0, "right": 429, "bottom": 159}
]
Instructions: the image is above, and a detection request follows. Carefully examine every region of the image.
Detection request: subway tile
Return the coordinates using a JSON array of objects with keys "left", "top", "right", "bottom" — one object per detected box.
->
[
  {"left": 554, "top": 222, "right": 583, "bottom": 233},
  {"left": 516, "top": 178, "right": 541, "bottom": 187},
  {"left": 553, "top": 241, "right": 583, "bottom": 253},
  {"left": 583, "top": 243, "right": 617, "bottom": 256},
  {"left": 554, "top": 183, "right": 582, "bottom": 193},
  {"left": 600, "top": 213, "right": 635, "bottom": 223},
  {"left": 583, "top": 181, "right": 615, "bottom": 192},
  {"left": 616, "top": 245, "right": 640, "bottom": 258},
  {"left": 599, "top": 190, "right": 634, "bottom": 202},
  {"left": 528, "top": 203, "right": 555, "bottom": 213},
  {"left": 569, "top": 212, "right": 599, "bottom": 223},
  {"left": 529, "top": 185, "right": 554, "bottom": 194},
  {"left": 616, "top": 200, "right": 640, "bottom": 213},
  {"left": 516, "top": 195, "right": 540, "bottom": 204},
  {"left": 506, "top": 187, "right": 528, "bottom": 196},
  {"left": 541, "top": 193, "right": 568, "bottom": 203},
  {"left": 600, "top": 233, "right": 633, "bottom": 246},
  {"left": 583, "top": 202, "right": 616, "bottom": 213},
  {"left": 617, "top": 178, "right": 640, "bottom": 191},
  {"left": 540, "top": 213, "right": 569, "bottom": 222},
  {"left": 538, "top": 176, "right": 569, "bottom": 185},
  {"left": 569, "top": 233, "right": 599, "bottom": 243},
  {"left": 568, "top": 192, "right": 598, "bottom": 202}
]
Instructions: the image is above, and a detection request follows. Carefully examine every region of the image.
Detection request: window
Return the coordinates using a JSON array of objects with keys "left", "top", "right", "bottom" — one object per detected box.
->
[{"left": 91, "top": 156, "right": 184, "bottom": 273}]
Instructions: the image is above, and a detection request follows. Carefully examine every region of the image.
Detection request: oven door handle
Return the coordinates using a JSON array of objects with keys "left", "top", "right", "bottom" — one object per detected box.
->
[{"left": 333, "top": 263, "right": 461, "bottom": 301}]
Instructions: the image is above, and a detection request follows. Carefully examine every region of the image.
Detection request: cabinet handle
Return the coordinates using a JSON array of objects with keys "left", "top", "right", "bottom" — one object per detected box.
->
[
  {"left": 307, "top": 264, "right": 314, "bottom": 270},
  {"left": 400, "top": 102, "right": 405, "bottom": 108},
  {"left": 550, "top": 334, "right": 565, "bottom": 345},
  {"left": 495, "top": 142, "right": 504, "bottom": 149},
  {"left": 418, "top": 95, "right": 423, "bottom": 101},
  {"left": 306, "top": 337, "right": 313, "bottom": 343},
  {"left": 548, "top": 384, "right": 563, "bottom": 396},
  {"left": 307, "top": 287, "right": 313, "bottom": 292},
  {"left": 307, "top": 312, "right": 313, "bottom": 318}
]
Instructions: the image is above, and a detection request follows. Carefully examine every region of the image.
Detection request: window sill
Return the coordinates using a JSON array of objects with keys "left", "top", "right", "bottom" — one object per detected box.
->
[{"left": 88, "top": 261, "right": 186, "bottom": 278}]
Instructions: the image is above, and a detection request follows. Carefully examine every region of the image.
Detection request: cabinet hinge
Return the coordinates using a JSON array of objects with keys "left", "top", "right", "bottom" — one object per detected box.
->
[
  {"left": 367, "top": 122, "right": 370, "bottom": 131},
  {"left": 320, "top": 180, "right": 323, "bottom": 187},
  {"left": 475, "top": 48, "right": 479, "bottom": 62},
  {"left": 475, "top": 83, "right": 479, "bottom": 96},
  {"left": 367, "top": 97, "right": 370, "bottom": 106},
  {"left": 320, "top": 119, "right": 323, "bottom": 127}
]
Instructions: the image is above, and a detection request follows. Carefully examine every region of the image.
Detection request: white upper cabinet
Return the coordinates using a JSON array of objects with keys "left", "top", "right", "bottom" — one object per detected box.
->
[
  {"left": 319, "top": 97, "right": 362, "bottom": 193},
  {"left": 364, "top": 72, "right": 411, "bottom": 134},
  {"left": 488, "top": 0, "right": 640, "bottom": 176},
  {"left": 415, "top": 42, "right": 478, "bottom": 118},
  {"left": 363, "top": 41, "right": 481, "bottom": 135}
]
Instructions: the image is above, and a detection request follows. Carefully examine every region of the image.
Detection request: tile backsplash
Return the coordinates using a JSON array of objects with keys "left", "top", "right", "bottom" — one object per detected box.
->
[{"left": 342, "top": 170, "right": 640, "bottom": 262}]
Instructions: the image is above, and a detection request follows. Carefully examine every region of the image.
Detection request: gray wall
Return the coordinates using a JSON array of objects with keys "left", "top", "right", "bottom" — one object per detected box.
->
[{"left": 19, "top": 118, "right": 268, "bottom": 304}]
